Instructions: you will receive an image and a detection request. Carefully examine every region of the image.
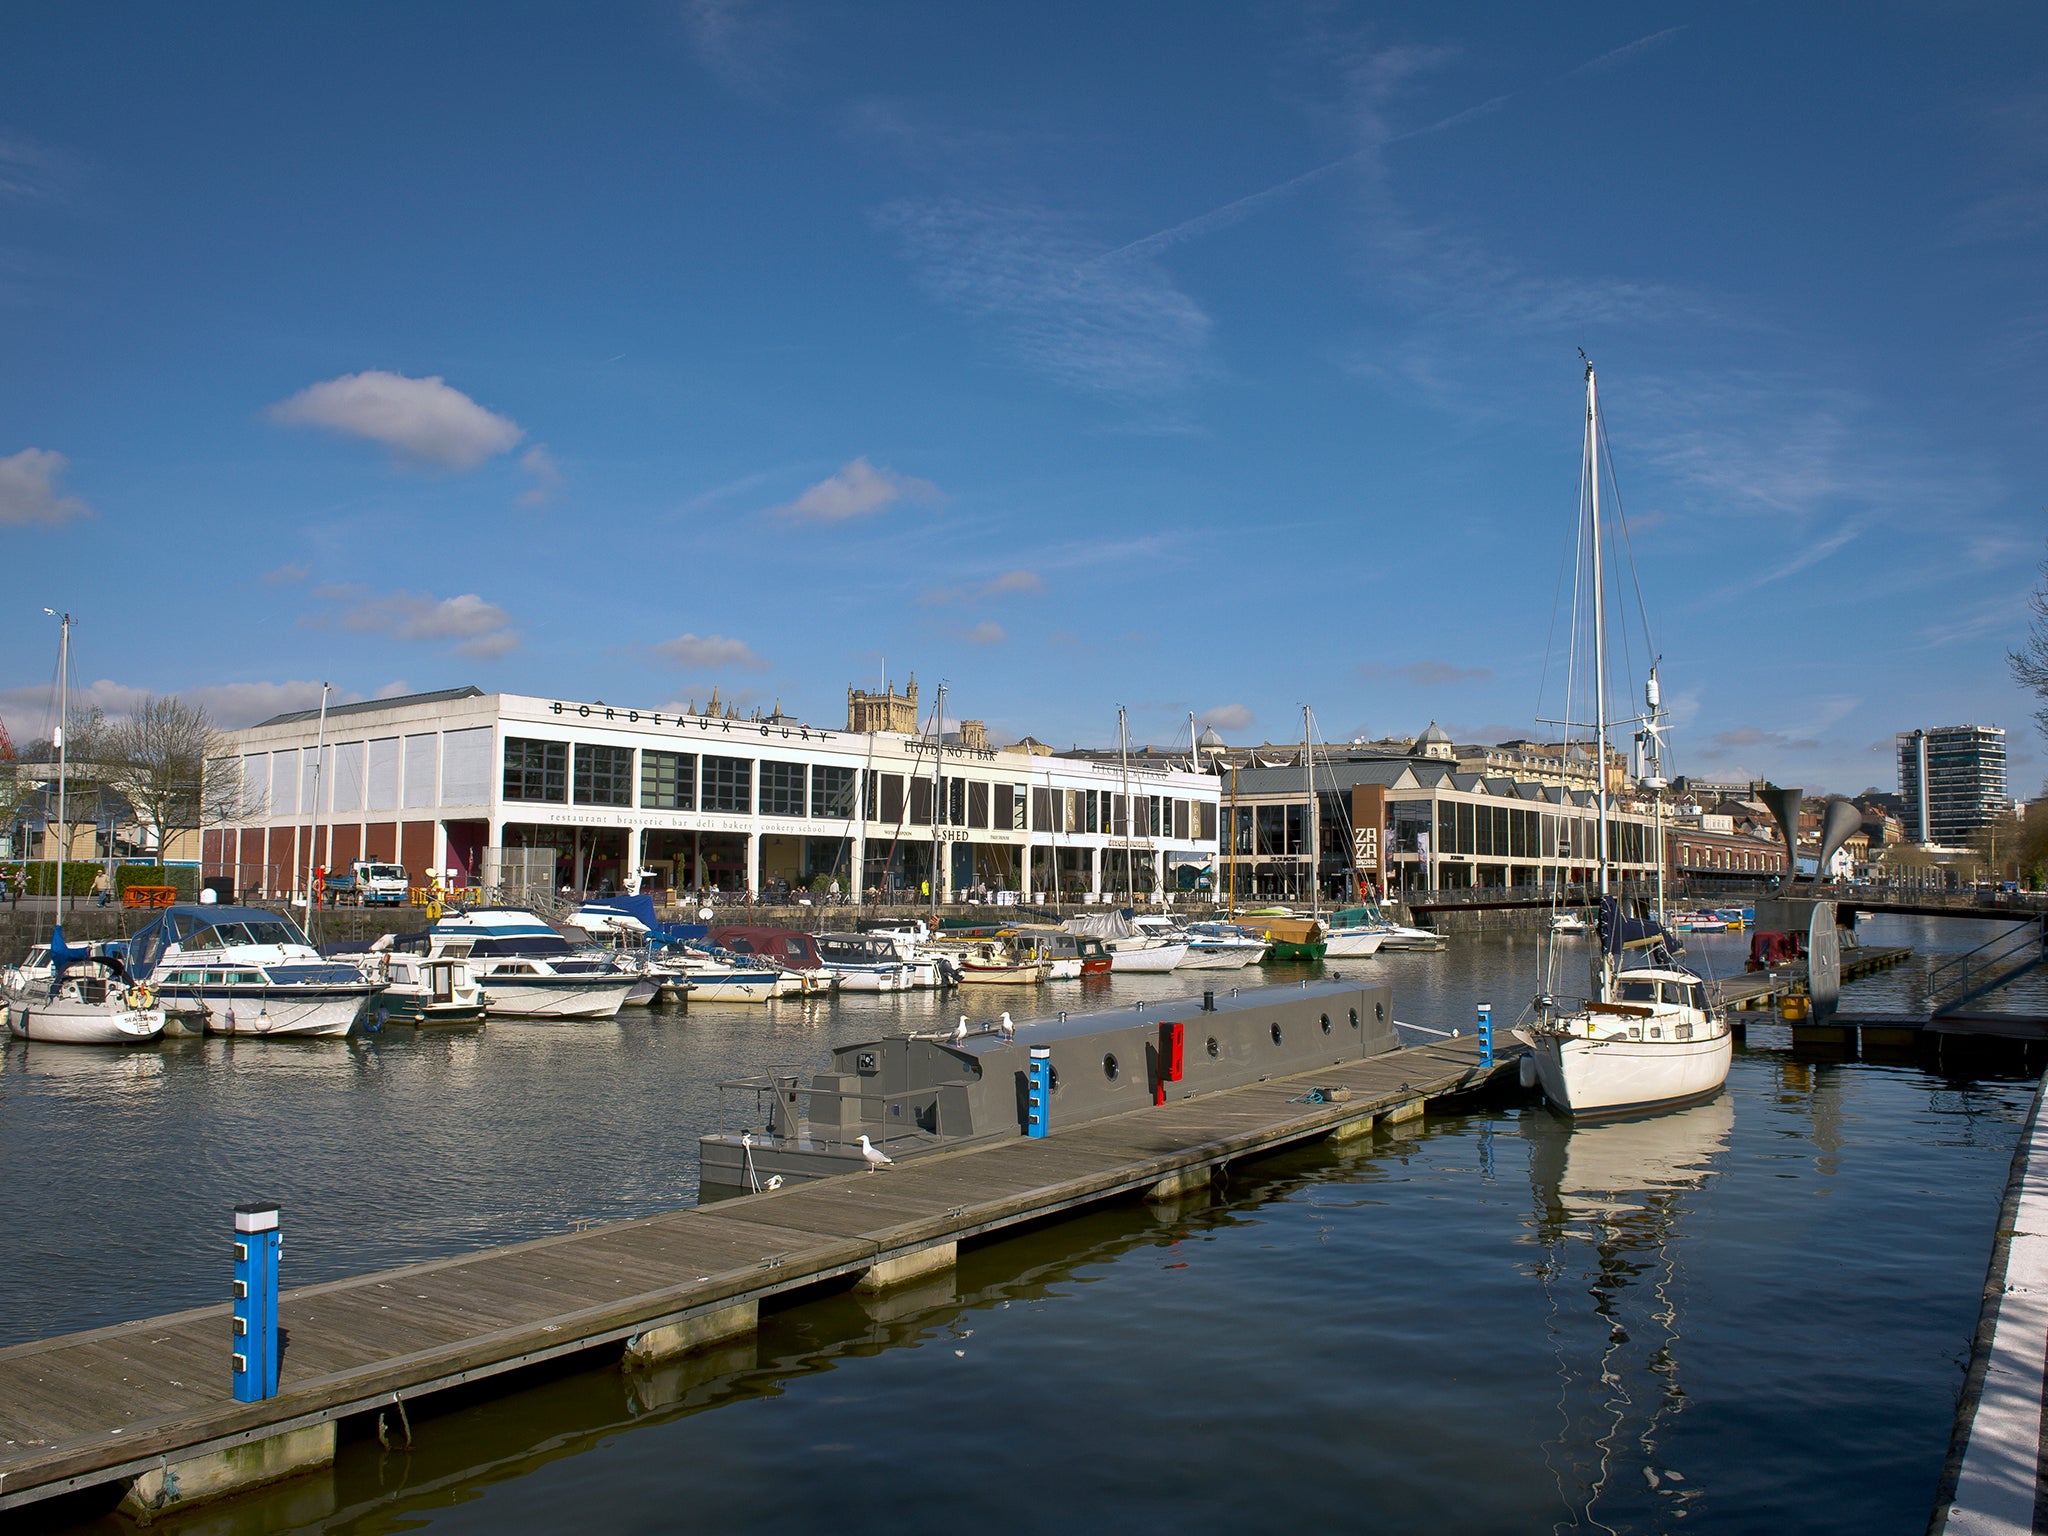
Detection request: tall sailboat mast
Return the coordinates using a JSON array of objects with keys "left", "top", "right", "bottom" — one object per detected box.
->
[
  {"left": 302, "top": 683, "right": 330, "bottom": 931},
  {"left": 1117, "top": 706, "right": 1131, "bottom": 903},
  {"left": 1587, "top": 360, "right": 1610, "bottom": 903},
  {"left": 929, "top": 681, "right": 946, "bottom": 920},
  {"left": 1302, "top": 705, "right": 1318, "bottom": 917},
  {"left": 54, "top": 611, "right": 69, "bottom": 916}
]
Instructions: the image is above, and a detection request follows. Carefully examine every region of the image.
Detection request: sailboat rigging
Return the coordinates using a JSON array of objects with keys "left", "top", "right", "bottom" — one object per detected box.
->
[{"left": 1516, "top": 357, "right": 1732, "bottom": 1117}]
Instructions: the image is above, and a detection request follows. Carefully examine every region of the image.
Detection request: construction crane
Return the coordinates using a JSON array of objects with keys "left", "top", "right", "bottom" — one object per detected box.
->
[{"left": 0, "top": 710, "right": 13, "bottom": 761}]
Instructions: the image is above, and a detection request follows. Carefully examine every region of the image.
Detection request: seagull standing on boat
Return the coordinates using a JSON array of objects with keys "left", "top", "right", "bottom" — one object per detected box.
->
[
  {"left": 953, "top": 1014, "right": 968, "bottom": 1042},
  {"left": 999, "top": 1011, "right": 1015, "bottom": 1038},
  {"left": 857, "top": 1134, "right": 893, "bottom": 1171}
]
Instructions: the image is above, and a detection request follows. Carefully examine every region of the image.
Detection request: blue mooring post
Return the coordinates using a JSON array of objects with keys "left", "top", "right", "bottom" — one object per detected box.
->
[
  {"left": 232, "top": 1202, "right": 280, "bottom": 1402},
  {"left": 1476, "top": 1003, "right": 1493, "bottom": 1068},
  {"left": 1026, "top": 1047, "right": 1051, "bottom": 1138}
]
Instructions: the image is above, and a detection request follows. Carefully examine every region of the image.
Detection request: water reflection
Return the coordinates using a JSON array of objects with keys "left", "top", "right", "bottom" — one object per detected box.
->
[{"left": 1525, "top": 1097, "right": 1734, "bottom": 1532}]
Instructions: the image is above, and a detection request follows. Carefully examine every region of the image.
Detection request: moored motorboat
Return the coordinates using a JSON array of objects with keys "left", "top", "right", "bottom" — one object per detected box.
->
[
  {"left": 1109, "top": 941, "right": 1188, "bottom": 973},
  {"left": 360, "top": 935, "right": 487, "bottom": 1026},
  {"left": 957, "top": 941, "right": 1050, "bottom": 984},
  {"left": 127, "top": 905, "right": 383, "bottom": 1037},
  {"left": 426, "top": 908, "right": 635, "bottom": 1019},
  {"left": 1179, "top": 923, "right": 1268, "bottom": 969}
]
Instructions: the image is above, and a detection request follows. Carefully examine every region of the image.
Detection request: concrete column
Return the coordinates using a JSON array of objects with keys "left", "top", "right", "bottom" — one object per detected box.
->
[
  {"left": 120, "top": 1422, "right": 336, "bottom": 1523},
  {"left": 857, "top": 1240, "right": 957, "bottom": 1292},
  {"left": 1088, "top": 846, "right": 1102, "bottom": 901},
  {"left": 850, "top": 818, "right": 866, "bottom": 899},
  {"left": 1152, "top": 849, "right": 1165, "bottom": 901},
  {"left": 746, "top": 831, "right": 761, "bottom": 896},
  {"left": 624, "top": 1299, "right": 757, "bottom": 1366},
  {"left": 623, "top": 825, "right": 642, "bottom": 888}
]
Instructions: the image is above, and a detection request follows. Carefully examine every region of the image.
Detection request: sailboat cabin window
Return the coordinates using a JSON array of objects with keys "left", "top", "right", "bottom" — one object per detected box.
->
[
  {"left": 1617, "top": 980, "right": 1658, "bottom": 1003},
  {"left": 504, "top": 738, "right": 567, "bottom": 803},
  {"left": 641, "top": 751, "right": 695, "bottom": 810}
]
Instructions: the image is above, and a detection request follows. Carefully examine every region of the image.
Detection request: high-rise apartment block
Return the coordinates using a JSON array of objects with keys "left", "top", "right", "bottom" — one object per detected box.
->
[{"left": 1896, "top": 725, "right": 2009, "bottom": 844}]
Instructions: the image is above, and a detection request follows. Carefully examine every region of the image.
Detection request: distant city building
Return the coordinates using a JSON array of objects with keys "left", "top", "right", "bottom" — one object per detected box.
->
[{"left": 1897, "top": 725, "right": 2009, "bottom": 844}]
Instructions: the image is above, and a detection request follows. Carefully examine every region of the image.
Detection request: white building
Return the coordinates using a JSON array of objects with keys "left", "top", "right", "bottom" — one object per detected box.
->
[{"left": 206, "top": 687, "right": 1221, "bottom": 903}]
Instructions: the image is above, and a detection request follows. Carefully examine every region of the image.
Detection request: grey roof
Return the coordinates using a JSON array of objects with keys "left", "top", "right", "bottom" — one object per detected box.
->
[
  {"left": 256, "top": 686, "right": 486, "bottom": 728},
  {"left": 1196, "top": 726, "right": 1226, "bottom": 748},
  {"left": 1418, "top": 720, "right": 1454, "bottom": 745},
  {"left": 1230, "top": 759, "right": 1417, "bottom": 796}
]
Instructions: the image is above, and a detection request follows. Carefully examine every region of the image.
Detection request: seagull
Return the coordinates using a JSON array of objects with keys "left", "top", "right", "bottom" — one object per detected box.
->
[
  {"left": 953, "top": 1014, "right": 968, "bottom": 1042},
  {"left": 857, "top": 1134, "right": 893, "bottom": 1171},
  {"left": 999, "top": 1011, "right": 1015, "bottom": 1038}
]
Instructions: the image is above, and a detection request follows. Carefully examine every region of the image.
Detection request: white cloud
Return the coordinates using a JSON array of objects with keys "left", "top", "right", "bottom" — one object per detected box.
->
[
  {"left": 876, "top": 197, "right": 1213, "bottom": 398},
  {"left": 961, "top": 621, "right": 1006, "bottom": 645},
  {"left": 263, "top": 561, "right": 310, "bottom": 585},
  {"left": 517, "top": 445, "right": 562, "bottom": 508},
  {"left": 768, "top": 457, "right": 943, "bottom": 521},
  {"left": 310, "top": 585, "right": 522, "bottom": 659},
  {"left": 682, "top": 0, "right": 797, "bottom": 96},
  {"left": 1197, "top": 704, "right": 1255, "bottom": 732},
  {"left": 0, "top": 677, "right": 346, "bottom": 735},
  {"left": 652, "top": 633, "right": 770, "bottom": 671},
  {"left": 0, "top": 448, "right": 93, "bottom": 526},
  {"left": 268, "top": 371, "right": 523, "bottom": 469},
  {"left": 920, "top": 567, "right": 1045, "bottom": 606}
]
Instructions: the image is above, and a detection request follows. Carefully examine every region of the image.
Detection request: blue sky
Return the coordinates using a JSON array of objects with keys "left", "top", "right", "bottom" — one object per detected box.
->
[{"left": 2, "top": 3, "right": 2043, "bottom": 797}]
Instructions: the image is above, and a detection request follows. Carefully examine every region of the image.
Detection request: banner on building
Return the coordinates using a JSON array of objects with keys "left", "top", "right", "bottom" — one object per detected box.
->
[{"left": 1349, "top": 784, "right": 1386, "bottom": 874}]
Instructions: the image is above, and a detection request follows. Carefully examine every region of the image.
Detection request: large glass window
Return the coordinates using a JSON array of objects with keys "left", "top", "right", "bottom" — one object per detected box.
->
[
  {"left": 813, "top": 764, "right": 856, "bottom": 819},
  {"left": 504, "top": 738, "right": 566, "bottom": 803},
  {"left": 702, "top": 755, "right": 752, "bottom": 814},
  {"left": 641, "top": 750, "right": 695, "bottom": 810},
  {"left": 759, "top": 760, "right": 805, "bottom": 817},
  {"left": 574, "top": 744, "right": 634, "bottom": 806}
]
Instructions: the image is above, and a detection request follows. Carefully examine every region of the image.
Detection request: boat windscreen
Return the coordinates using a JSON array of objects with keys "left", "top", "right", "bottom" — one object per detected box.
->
[
  {"left": 191, "top": 918, "right": 312, "bottom": 949},
  {"left": 470, "top": 934, "right": 573, "bottom": 957}
]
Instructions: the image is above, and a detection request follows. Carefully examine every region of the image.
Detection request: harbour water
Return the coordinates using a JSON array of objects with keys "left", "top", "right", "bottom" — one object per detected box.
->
[{"left": 2, "top": 917, "right": 2035, "bottom": 1532}]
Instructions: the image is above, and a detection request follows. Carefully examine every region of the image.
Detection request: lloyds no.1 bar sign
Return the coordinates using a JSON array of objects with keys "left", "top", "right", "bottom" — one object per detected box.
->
[{"left": 1350, "top": 783, "right": 1386, "bottom": 874}]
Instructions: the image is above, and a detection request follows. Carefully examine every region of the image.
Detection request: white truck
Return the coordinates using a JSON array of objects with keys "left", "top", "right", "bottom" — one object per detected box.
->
[{"left": 343, "top": 860, "right": 411, "bottom": 906}]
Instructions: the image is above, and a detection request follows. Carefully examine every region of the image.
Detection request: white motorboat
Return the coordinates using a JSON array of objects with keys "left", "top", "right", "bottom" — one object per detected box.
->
[
  {"left": 1551, "top": 910, "right": 1590, "bottom": 935},
  {"left": 661, "top": 947, "right": 783, "bottom": 1003},
  {"left": 814, "top": 933, "right": 916, "bottom": 992},
  {"left": 1322, "top": 924, "right": 1388, "bottom": 958},
  {"left": 6, "top": 931, "right": 165, "bottom": 1045},
  {"left": 361, "top": 935, "right": 487, "bottom": 1026},
  {"left": 1516, "top": 360, "right": 1730, "bottom": 1119},
  {"left": 127, "top": 905, "right": 383, "bottom": 1037},
  {"left": 427, "top": 908, "right": 635, "bottom": 1019},
  {"left": 1109, "top": 941, "right": 1187, "bottom": 974},
  {"left": 1180, "top": 922, "right": 1267, "bottom": 969},
  {"left": 860, "top": 923, "right": 960, "bottom": 988}
]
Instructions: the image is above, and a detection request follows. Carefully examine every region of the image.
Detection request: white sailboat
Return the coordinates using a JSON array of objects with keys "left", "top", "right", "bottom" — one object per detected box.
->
[
  {"left": 1518, "top": 359, "right": 1731, "bottom": 1118},
  {"left": 5, "top": 613, "right": 165, "bottom": 1045}
]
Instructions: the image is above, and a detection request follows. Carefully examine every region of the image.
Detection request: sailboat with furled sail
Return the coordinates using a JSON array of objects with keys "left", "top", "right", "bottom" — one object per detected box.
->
[
  {"left": 1514, "top": 358, "right": 1731, "bottom": 1117},
  {"left": 3, "top": 612, "right": 165, "bottom": 1045}
]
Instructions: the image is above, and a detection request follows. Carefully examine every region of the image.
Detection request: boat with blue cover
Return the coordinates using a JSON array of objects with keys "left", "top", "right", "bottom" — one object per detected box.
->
[
  {"left": 4, "top": 927, "right": 165, "bottom": 1045},
  {"left": 125, "top": 905, "right": 383, "bottom": 1037}
]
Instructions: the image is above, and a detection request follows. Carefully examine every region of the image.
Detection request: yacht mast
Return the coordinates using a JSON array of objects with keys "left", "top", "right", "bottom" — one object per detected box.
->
[
  {"left": 1587, "top": 360, "right": 1610, "bottom": 904},
  {"left": 1117, "top": 706, "right": 1131, "bottom": 903},
  {"left": 929, "top": 681, "right": 946, "bottom": 921},
  {"left": 302, "top": 683, "right": 330, "bottom": 932},
  {"left": 1302, "top": 705, "right": 1318, "bottom": 917},
  {"left": 55, "top": 612, "right": 69, "bottom": 917}
]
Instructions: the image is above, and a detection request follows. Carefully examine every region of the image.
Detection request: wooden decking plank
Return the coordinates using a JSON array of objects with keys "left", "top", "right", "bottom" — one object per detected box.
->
[{"left": 0, "top": 1032, "right": 1518, "bottom": 1511}]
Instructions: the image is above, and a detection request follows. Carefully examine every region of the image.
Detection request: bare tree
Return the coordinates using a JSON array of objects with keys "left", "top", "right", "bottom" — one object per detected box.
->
[
  {"left": 2011, "top": 538, "right": 2048, "bottom": 742},
  {"left": 17, "top": 707, "right": 113, "bottom": 862},
  {"left": 102, "top": 696, "right": 244, "bottom": 864}
]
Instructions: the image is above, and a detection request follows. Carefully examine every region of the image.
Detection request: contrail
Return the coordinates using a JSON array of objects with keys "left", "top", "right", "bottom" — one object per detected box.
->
[{"left": 1092, "top": 25, "right": 1687, "bottom": 267}]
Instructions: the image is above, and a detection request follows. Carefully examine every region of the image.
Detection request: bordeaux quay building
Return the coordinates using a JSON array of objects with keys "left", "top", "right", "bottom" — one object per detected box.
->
[{"left": 204, "top": 685, "right": 1222, "bottom": 903}]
